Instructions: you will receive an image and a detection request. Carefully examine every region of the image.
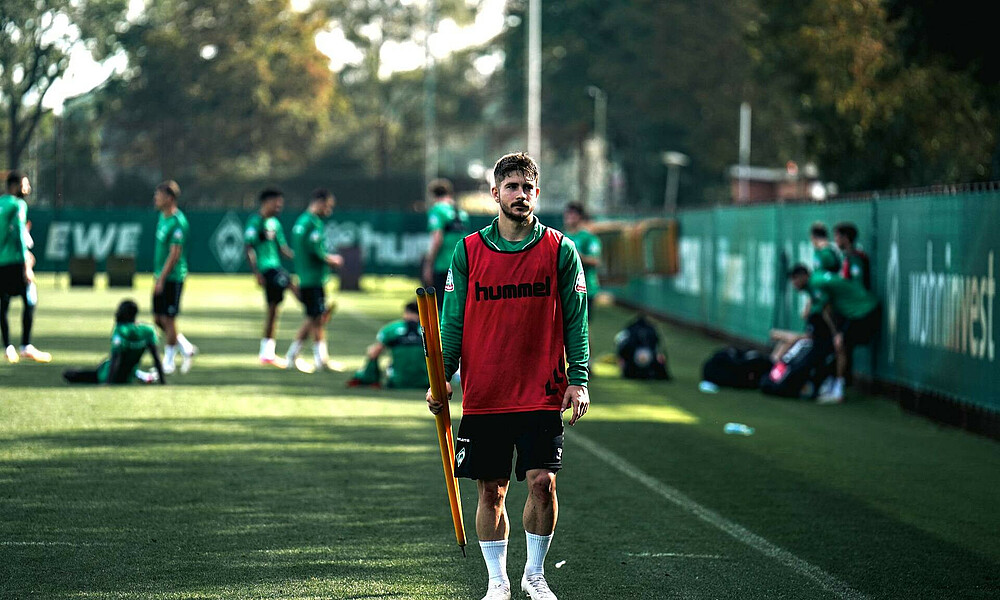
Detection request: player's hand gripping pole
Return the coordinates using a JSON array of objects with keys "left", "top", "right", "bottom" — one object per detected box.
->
[{"left": 417, "top": 287, "right": 467, "bottom": 556}]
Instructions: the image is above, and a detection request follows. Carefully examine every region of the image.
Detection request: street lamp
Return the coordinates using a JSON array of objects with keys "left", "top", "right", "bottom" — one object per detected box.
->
[
  {"left": 662, "top": 151, "right": 690, "bottom": 214},
  {"left": 586, "top": 85, "right": 607, "bottom": 144}
]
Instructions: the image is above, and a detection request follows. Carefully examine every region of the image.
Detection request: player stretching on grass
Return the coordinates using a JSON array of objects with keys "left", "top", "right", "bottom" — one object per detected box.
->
[
  {"left": 285, "top": 189, "right": 343, "bottom": 373},
  {"left": 0, "top": 170, "right": 50, "bottom": 363},
  {"left": 245, "top": 187, "right": 295, "bottom": 367},
  {"left": 426, "top": 152, "right": 590, "bottom": 600},
  {"left": 63, "top": 300, "right": 165, "bottom": 385},
  {"left": 152, "top": 180, "right": 197, "bottom": 374}
]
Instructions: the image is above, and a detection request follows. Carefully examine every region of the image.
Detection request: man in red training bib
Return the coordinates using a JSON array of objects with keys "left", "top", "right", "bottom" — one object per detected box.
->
[{"left": 426, "top": 152, "right": 590, "bottom": 600}]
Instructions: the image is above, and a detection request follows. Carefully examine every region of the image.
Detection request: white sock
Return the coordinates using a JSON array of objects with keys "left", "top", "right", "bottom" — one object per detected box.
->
[
  {"left": 834, "top": 377, "right": 845, "bottom": 393},
  {"left": 524, "top": 531, "right": 553, "bottom": 577},
  {"left": 176, "top": 333, "right": 194, "bottom": 356},
  {"left": 164, "top": 345, "right": 176, "bottom": 365},
  {"left": 480, "top": 539, "right": 509, "bottom": 588},
  {"left": 313, "top": 341, "right": 329, "bottom": 365},
  {"left": 260, "top": 338, "right": 275, "bottom": 357},
  {"left": 286, "top": 340, "right": 302, "bottom": 362}
]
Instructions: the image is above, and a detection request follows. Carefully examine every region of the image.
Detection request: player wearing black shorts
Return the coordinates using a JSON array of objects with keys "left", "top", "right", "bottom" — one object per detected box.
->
[
  {"left": 286, "top": 189, "right": 343, "bottom": 373},
  {"left": 151, "top": 180, "right": 196, "bottom": 374},
  {"left": 426, "top": 153, "right": 590, "bottom": 600},
  {"left": 0, "top": 170, "right": 49, "bottom": 363},
  {"left": 245, "top": 188, "right": 295, "bottom": 367}
]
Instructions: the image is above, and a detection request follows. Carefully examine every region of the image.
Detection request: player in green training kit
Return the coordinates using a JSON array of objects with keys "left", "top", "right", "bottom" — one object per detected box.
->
[
  {"left": 152, "top": 180, "right": 197, "bottom": 374},
  {"left": 286, "top": 189, "right": 343, "bottom": 373},
  {"left": 245, "top": 187, "right": 295, "bottom": 367},
  {"left": 426, "top": 153, "right": 590, "bottom": 600},
  {"left": 562, "top": 202, "right": 602, "bottom": 320},
  {"left": 63, "top": 300, "right": 165, "bottom": 384},
  {"left": 423, "top": 178, "right": 469, "bottom": 310},
  {"left": 347, "top": 301, "right": 429, "bottom": 389},
  {"left": 790, "top": 264, "right": 880, "bottom": 403},
  {"left": 0, "top": 170, "right": 50, "bottom": 363}
]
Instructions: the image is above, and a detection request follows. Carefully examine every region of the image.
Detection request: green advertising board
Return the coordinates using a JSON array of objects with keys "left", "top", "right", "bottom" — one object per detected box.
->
[
  {"left": 25, "top": 209, "right": 502, "bottom": 277},
  {"left": 608, "top": 194, "right": 997, "bottom": 411}
]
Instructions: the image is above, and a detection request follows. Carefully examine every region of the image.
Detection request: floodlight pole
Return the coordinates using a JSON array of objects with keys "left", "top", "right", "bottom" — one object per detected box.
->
[{"left": 527, "top": 0, "right": 541, "bottom": 159}]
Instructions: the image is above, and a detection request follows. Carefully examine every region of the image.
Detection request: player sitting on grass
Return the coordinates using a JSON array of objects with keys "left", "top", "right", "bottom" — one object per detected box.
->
[
  {"left": 63, "top": 300, "right": 165, "bottom": 385},
  {"left": 347, "top": 301, "right": 429, "bottom": 389}
]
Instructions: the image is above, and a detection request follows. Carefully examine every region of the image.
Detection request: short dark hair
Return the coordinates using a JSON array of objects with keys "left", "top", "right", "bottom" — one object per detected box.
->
[
  {"left": 312, "top": 188, "right": 334, "bottom": 202},
  {"left": 788, "top": 263, "right": 810, "bottom": 279},
  {"left": 6, "top": 170, "right": 26, "bottom": 190},
  {"left": 156, "top": 180, "right": 181, "bottom": 199},
  {"left": 809, "top": 221, "right": 828, "bottom": 239},
  {"left": 493, "top": 152, "right": 539, "bottom": 187},
  {"left": 833, "top": 222, "right": 858, "bottom": 244},
  {"left": 115, "top": 299, "right": 139, "bottom": 324},
  {"left": 259, "top": 187, "right": 283, "bottom": 203},
  {"left": 427, "top": 178, "right": 453, "bottom": 199},
  {"left": 564, "top": 202, "right": 588, "bottom": 220},
  {"left": 404, "top": 301, "right": 419, "bottom": 315}
]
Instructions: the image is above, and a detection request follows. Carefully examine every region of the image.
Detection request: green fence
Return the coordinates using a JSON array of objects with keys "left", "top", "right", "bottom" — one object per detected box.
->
[
  {"left": 611, "top": 193, "right": 997, "bottom": 411},
  {"left": 26, "top": 209, "right": 501, "bottom": 277}
]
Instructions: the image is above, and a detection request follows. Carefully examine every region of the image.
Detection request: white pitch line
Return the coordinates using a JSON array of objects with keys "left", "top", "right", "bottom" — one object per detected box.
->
[
  {"left": 570, "top": 432, "right": 868, "bottom": 600},
  {"left": 626, "top": 552, "right": 726, "bottom": 560},
  {"left": 1, "top": 541, "right": 110, "bottom": 547}
]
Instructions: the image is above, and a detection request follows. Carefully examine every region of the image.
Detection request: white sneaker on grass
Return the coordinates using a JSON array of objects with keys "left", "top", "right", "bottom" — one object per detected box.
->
[
  {"left": 162, "top": 362, "right": 176, "bottom": 375},
  {"left": 481, "top": 582, "right": 511, "bottom": 600},
  {"left": 521, "top": 573, "right": 557, "bottom": 600},
  {"left": 292, "top": 357, "right": 316, "bottom": 374},
  {"left": 180, "top": 352, "right": 194, "bottom": 374},
  {"left": 19, "top": 344, "right": 52, "bottom": 363},
  {"left": 817, "top": 380, "right": 844, "bottom": 404},
  {"left": 5, "top": 344, "right": 19, "bottom": 363},
  {"left": 259, "top": 355, "right": 287, "bottom": 369}
]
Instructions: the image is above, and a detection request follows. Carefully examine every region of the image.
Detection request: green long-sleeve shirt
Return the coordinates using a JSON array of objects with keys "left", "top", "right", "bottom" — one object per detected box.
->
[{"left": 440, "top": 217, "right": 590, "bottom": 387}]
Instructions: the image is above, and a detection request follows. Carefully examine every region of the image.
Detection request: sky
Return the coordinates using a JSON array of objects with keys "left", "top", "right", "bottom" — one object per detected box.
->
[{"left": 43, "top": 0, "right": 507, "bottom": 113}]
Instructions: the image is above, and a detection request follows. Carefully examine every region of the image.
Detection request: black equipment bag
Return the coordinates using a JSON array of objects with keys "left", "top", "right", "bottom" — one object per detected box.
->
[{"left": 701, "top": 347, "right": 773, "bottom": 389}]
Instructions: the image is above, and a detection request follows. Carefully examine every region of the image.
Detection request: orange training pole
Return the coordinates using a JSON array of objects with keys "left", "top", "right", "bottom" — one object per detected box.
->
[{"left": 417, "top": 287, "right": 467, "bottom": 555}]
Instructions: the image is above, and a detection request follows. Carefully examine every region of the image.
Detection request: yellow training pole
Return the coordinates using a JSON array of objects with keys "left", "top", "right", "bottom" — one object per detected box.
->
[{"left": 417, "top": 287, "right": 467, "bottom": 555}]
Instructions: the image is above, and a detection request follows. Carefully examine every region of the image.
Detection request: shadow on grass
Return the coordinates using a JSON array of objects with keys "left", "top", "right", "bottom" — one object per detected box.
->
[{"left": 0, "top": 417, "right": 476, "bottom": 599}]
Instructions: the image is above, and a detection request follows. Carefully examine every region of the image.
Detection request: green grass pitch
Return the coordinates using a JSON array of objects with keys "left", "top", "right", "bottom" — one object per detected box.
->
[{"left": 1, "top": 274, "right": 998, "bottom": 599}]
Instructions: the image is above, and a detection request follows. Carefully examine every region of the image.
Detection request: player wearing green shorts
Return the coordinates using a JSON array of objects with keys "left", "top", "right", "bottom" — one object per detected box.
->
[
  {"left": 348, "top": 301, "right": 429, "bottom": 389},
  {"left": 245, "top": 187, "right": 295, "bottom": 367},
  {"left": 152, "top": 180, "right": 196, "bottom": 374},
  {"left": 286, "top": 189, "right": 343, "bottom": 373},
  {"left": 63, "top": 300, "right": 165, "bottom": 385}
]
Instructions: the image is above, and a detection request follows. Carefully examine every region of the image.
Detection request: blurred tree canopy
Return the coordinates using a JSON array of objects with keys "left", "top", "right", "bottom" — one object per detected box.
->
[
  {"left": 1, "top": 0, "right": 128, "bottom": 169},
  {"left": 4, "top": 0, "right": 998, "bottom": 207},
  {"left": 102, "top": 0, "right": 342, "bottom": 184}
]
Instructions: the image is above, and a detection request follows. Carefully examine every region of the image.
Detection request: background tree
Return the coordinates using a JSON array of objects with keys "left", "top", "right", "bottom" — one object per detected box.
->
[
  {"left": 749, "top": 0, "right": 997, "bottom": 190},
  {"left": 0, "top": 0, "right": 128, "bottom": 170},
  {"left": 103, "top": 0, "right": 342, "bottom": 190}
]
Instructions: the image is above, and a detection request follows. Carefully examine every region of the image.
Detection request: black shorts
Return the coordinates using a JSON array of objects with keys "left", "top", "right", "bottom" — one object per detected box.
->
[
  {"left": 299, "top": 286, "right": 326, "bottom": 318},
  {"left": 153, "top": 280, "right": 184, "bottom": 317},
  {"left": 432, "top": 270, "right": 448, "bottom": 309},
  {"left": 841, "top": 305, "right": 881, "bottom": 350},
  {"left": 262, "top": 268, "right": 290, "bottom": 305},
  {"left": 0, "top": 263, "right": 27, "bottom": 297},
  {"left": 454, "top": 411, "right": 564, "bottom": 482}
]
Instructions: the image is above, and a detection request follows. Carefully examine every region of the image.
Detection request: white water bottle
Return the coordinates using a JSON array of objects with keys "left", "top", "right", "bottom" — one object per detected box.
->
[{"left": 723, "top": 422, "right": 754, "bottom": 436}]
